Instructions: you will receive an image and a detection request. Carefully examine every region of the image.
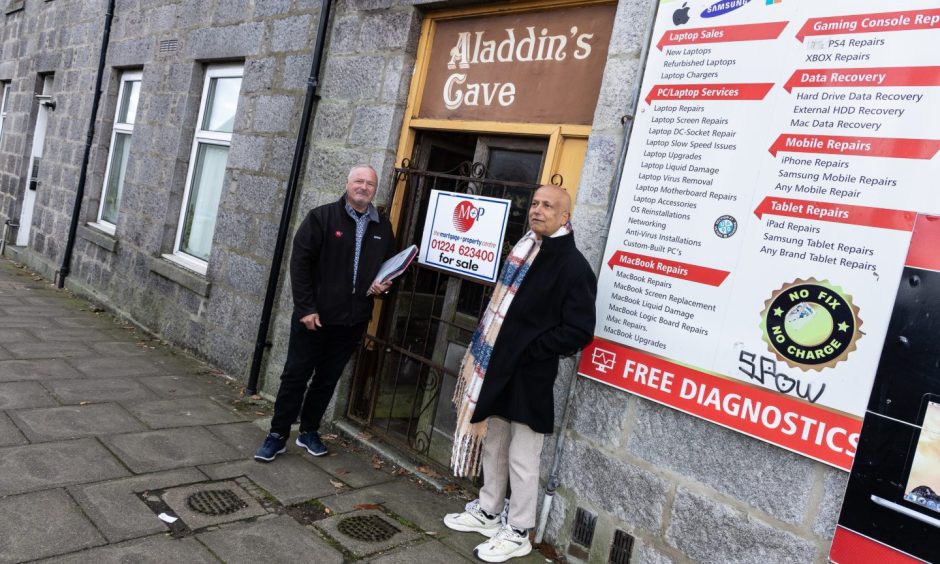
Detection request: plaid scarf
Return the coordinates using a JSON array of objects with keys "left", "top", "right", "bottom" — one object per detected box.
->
[{"left": 450, "top": 223, "right": 572, "bottom": 477}]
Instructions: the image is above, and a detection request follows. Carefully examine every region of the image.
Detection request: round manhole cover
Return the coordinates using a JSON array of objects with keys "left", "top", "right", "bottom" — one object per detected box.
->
[
  {"left": 337, "top": 515, "right": 400, "bottom": 542},
  {"left": 186, "top": 489, "right": 248, "bottom": 516}
]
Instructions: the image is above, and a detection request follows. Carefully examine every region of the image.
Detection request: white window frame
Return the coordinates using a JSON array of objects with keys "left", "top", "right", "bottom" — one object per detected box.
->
[
  {"left": 0, "top": 82, "right": 10, "bottom": 143},
  {"left": 92, "top": 71, "right": 142, "bottom": 235},
  {"left": 168, "top": 64, "right": 243, "bottom": 275}
]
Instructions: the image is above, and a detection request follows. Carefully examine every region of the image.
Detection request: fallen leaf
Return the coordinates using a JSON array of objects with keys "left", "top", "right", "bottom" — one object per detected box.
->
[
  {"left": 443, "top": 484, "right": 460, "bottom": 493},
  {"left": 321, "top": 433, "right": 338, "bottom": 441},
  {"left": 254, "top": 411, "right": 266, "bottom": 416},
  {"left": 354, "top": 503, "right": 380, "bottom": 510},
  {"left": 79, "top": 401, "right": 90, "bottom": 406},
  {"left": 329, "top": 479, "right": 344, "bottom": 489},
  {"left": 336, "top": 470, "right": 350, "bottom": 475},
  {"left": 425, "top": 531, "right": 438, "bottom": 535},
  {"left": 324, "top": 507, "right": 332, "bottom": 514}
]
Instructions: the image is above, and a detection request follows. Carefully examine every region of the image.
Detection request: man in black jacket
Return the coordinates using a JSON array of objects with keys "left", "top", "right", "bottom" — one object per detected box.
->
[
  {"left": 255, "top": 165, "right": 395, "bottom": 462},
  {"left": 444, "top": 185, "right": 597, "bottom": 562}
]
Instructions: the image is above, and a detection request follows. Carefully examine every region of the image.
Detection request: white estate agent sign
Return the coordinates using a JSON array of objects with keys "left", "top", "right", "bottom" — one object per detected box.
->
[
  {"left": 578, "top": 0, "right": 940, "bottom": 471},
  {"left": 419, "top": 190, "right": 512, "bottom": 284}
]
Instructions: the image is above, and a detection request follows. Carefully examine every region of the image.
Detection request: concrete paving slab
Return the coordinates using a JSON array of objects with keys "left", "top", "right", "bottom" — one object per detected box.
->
[
  {"left": 55, "top": 316, "right": 125, "bottom": 329},
  {"left": 316, "top": 509, "right": 422, "bottom": 558},
  {"left": 140, "top": 373, "right": 238, "bottom": 398},
  {"left": 0, "top": 359, "right": 84, "bottom": 381},
  {"left": 44, "top": 377, "right": 157, "bottom": 404},
  {"left": 67, "top": 356, "right": 187, "bottom": 378},
  {"left": 102, "top": 427, "right": 242, "bottom": 473},
  {"left": 0, "top": 438, "right": 130, "bottom": 495},
  {"left": 68, "top": 468, "right": 207, "bottom": 543},
  {"left": 321, "top": 479, "right": 465, "bottom": 536},
  {"left": 9, "top": 403, "right": 146, "bottom": 442},
  {"left": 302, "top": 446, "right": 395, "bottom": 489},
  {"left": 0, "top": 295, "right": 23, "bottom": 305},
  {"left": 125, "top": 397, "right": 244, "bottom": 429},
  {"left": 0, "top": 316, "right": 57, "bottom": 328},
  {"left": 2, "top": 305, "right": 72, "bottom": 317},
  {"left": 4, "top": 341, "right": 96, "bottom": 359},
  {"left": 0, "top": 327, "right": 32, "bottom": 342},
  {"left": 0, "top": 380, "right": 58, "bottom": 408},
  {"left": 0, "top": 489, "right": 105, "bottom": 563},
  {"left": 367, "top": 538, "right": 476, "bottom": 563},
  {"left": 197, "top": 514, "right": 344, "bottom": 564},
  {"left": 90, "top": 341, "right": 153, "bottom": 357},
  {"left": 0, "top": 345, "right": 10, "bottom": 360},
  {"left": 205, "top": 421, "right": 268, "bottom": 455},
  {"left": 32, "top": 329, "right": 114, "bottom": 342},
  {"left": 0, "top": 411, "right": 28, "bottom": 447},
  {"left": 37, "top": 535, "right": 219, "bottom": 564},
  {"left": 202, "top": 454, "right": 340, "bottom": 505}
]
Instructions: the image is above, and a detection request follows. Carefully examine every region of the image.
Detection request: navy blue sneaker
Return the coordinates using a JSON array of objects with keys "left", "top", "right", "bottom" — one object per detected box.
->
[
  {"left": 296, "top": 431, "right": 328, "bottom": 456},
  {"left": 254, "top": 432, "right": 287, "bottom": 462}
]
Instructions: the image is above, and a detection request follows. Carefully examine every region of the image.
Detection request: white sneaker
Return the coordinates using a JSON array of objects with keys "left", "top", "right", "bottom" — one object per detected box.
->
[
  {"left": 474, "top": 524, "right": 532, "bottom": 562},
  {"left": 443, "top": 500, "right": 500, "bottom": 537}
]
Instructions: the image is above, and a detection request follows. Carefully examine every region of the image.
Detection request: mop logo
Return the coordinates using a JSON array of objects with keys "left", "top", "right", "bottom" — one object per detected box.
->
[
  {"left": 453, "top": 200, "right": 484, "bottom": 233},
  {"left": 701, "top": 0, "right": 753, "bottom": 18}
]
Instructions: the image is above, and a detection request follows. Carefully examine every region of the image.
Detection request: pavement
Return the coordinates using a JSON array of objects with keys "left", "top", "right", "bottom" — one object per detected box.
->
[{"left": 0, "top": 258, "right": 553, "bottom": 564}]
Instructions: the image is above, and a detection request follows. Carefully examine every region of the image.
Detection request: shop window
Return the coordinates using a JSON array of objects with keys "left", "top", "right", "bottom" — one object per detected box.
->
[
  {"left": 94, "top": 71, "right": 141, "bottom": 233},
  {"left": 171, "top": 64, "right": 243, "bottom": 274}
]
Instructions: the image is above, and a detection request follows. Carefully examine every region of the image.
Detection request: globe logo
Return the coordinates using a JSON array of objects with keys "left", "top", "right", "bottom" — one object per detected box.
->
[{"left": 714, "top": 215, "right": 737, "bottom": 238}]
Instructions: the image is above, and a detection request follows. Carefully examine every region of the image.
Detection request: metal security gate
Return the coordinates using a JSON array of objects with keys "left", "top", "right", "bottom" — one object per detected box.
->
[{"left": 348, "top": 158, "right": 544, "bottom": 469}]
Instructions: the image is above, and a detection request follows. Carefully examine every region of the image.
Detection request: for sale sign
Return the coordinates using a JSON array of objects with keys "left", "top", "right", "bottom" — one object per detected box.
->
[{"left": 418, "top": 190, "right": 511, "bottom": 284}]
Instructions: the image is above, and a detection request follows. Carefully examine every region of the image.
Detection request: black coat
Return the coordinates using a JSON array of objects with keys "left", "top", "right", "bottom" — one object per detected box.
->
[
  {"left": 289, "top": 196, "right": 395, "bottom": 325},
  {"left": 471, "top": 232, "right": 597, "bottom": 433}
]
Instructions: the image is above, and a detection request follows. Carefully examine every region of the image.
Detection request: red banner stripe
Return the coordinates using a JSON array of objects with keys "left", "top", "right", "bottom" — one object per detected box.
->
[
  {"left": 578, "top": 339, "right": 861, "bottom": 470},
  {"left": 753, "top": 196, "right": 916, "bottom": 232},
  {"left": 905, "top": 215, "right": 940, "bottom": 271},
  {"left": 645, "top": 83, "right": 773, "bottom": 105},
  {"left": 769, "top": 134, "right": 940, "bottom": 160},
  {"left": 829, "top": 527, "right": 927, "bottom": 564},
  {"left": 784, "top": 66, "right": 940, "bottom": 92},
  {"left": 657, "top": 21, "right": 787, "bottom": 50},
  {"left": 606, "top": 251, "right": 730, "bottom": 286},
  {"left": 797, "top": 8, "right": 940, "bottom": 42}
]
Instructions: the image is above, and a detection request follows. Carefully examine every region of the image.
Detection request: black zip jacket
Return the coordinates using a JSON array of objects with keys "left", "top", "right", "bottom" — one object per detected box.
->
[{"left": 289, "top": 196, "right": 395, "bottom": 325}]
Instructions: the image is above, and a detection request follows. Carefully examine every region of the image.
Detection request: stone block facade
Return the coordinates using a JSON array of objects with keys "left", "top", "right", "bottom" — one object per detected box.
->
[{"left": 0, "top": 0, "right": 850, "bottom": 561}]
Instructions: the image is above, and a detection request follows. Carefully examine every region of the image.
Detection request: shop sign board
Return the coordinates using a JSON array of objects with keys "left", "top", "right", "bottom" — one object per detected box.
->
[
  {"left": 419, "top": 3, "right": 616, "bottom": 125},
  {"left": 830, "top": 215, "right": 940, "bottom": 564},
  {"left": 418, "top": 190, "right": 511, "bottom": 284},
  {"left": 578, "top": 0, "right": 940, "bottom": 471}
]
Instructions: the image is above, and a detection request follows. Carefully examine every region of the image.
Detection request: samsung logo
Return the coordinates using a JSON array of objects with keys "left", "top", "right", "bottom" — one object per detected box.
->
[{"left": 701, "top": 0, "right": 752, "bottom": 18}]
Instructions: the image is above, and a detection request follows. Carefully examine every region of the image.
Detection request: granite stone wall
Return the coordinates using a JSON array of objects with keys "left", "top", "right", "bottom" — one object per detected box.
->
[{"left": 0, "top": 1, "right": 850, "bottom": 561}]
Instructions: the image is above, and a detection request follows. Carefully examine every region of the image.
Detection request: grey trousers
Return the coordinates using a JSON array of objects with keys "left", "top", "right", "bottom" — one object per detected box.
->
[{"left": 479, "top": 417, "right": 546, "bottom": 530}]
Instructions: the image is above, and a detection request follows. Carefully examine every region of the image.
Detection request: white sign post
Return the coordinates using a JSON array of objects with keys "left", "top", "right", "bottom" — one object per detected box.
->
[
  {"left": 418, "top": 190, "right": 512, "bottom": 284},
  {"left": 579, "top": 0, "right": 940, "bottom": 471}
]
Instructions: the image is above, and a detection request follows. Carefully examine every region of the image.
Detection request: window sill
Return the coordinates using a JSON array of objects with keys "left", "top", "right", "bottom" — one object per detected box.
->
[
  {"left": 5, "top": 1, "right": 24, "bottom": 15},
  {"left": 148, "top": 254, "right": 211, "bottom": 297},
  {"left": 78, "top": 223, "right": 118, "bottom": 253}
]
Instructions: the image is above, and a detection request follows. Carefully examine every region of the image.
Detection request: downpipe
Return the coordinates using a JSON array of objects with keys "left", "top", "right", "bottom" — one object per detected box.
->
[
  {"left": 57, "top": 0, "right": 115, "bottom": 288},
  {"left": 534, "top": 0, "right": 661, "bottom": 546},
  {"left": 245, "top": 0, "right": 334, "bottom": 395}
]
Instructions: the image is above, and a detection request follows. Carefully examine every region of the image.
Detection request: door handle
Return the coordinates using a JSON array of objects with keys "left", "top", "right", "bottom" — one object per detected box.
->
[{"left": 28, "top": 178, "right": 39, "bottom": 191}]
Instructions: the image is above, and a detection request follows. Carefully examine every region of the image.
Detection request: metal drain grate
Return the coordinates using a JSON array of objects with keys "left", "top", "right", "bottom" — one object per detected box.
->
[
  {"left": 337, "top": 515, "right": 400, "bottom": 542},
  {"left": 186, "top": 489, "right": 248, "bottom": 516}
]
